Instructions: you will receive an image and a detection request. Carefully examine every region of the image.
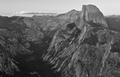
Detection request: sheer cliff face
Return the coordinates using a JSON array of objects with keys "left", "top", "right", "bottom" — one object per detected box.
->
[
  {"left": 0, "top": 4, "right": 120, "bottom": 77},
  {"left": 76, "top": 5, "right": 108, "bottom": 29},
  {"left": 82, "top": 5, "right": 108, "bottom": 26}
]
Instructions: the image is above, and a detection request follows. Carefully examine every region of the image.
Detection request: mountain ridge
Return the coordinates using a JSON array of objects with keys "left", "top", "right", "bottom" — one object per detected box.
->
[{"left": 0, "top": 4, "right": 120, "bottom": 77}]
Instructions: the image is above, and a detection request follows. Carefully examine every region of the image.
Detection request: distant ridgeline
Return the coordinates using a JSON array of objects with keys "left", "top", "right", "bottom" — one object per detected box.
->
[{"left": 0, "top": 4, "right": 120, "bottom": 77}]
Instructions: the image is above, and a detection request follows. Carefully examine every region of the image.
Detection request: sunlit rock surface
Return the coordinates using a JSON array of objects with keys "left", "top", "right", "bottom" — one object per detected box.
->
[
  {"left": 0, "top": 4, "right": 120, "bottom": 77},
  {"left": 83, "top": 5, "right": 108, "bottom": 26},
  {"left": 76, "top": 4, "right": 108, "bottom": 30},
  {"left": 43, "top": 4, "right": 120, "bottom": 77}
]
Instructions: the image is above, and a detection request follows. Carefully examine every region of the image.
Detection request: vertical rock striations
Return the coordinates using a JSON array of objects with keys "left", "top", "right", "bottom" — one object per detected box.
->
[
  {"left": 0, "top": 4, "right": 120, "bottom": 77},
  {"left": 76, "top": 4, "right": 108, "bottom": 29},
  {"left": 43, "top": 4, "right": 120, "bottom": 77}
]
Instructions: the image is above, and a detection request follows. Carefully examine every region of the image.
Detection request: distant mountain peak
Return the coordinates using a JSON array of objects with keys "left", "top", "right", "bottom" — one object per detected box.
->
[
  {"left": 67, "top": 9, "right": 78, "bottom": 14},
  {"left": 84, "top": 4, "right": 108, "bottom": 26},
  {"left": 77, "top": 4, "right": 108, "bottom": 29}
]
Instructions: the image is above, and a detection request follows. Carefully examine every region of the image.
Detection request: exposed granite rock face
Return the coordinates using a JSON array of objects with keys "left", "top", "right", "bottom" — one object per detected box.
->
[
  {"left": 83, "top": 5, "right": 108, "bottom": 26},
  {"left": 0, "top": 4, "right": 120, "bottom": 77},
  {"left": 43, "top": 5, "right": 120, "bottom": 77},
  {"left": 76, "top": 5, "right": 108, "bottom": 29}
]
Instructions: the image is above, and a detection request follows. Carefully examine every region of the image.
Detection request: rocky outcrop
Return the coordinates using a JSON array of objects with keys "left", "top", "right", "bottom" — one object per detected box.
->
[
  {"left": 0, "top": 4, "right": 120, "bottom": 77},
  {"left": 43, "top": 4, "right": 120, "bottom": 77},
  {"left": 76, "top": 4, "right": 108, "bottom": 29},
  {"left": 83, "top": 5, "right": 107, "bottom": 26}
]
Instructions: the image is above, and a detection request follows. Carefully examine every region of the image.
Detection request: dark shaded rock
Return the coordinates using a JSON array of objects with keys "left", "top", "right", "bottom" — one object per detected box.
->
[{"left": 0, "top": 4, "right": 120, "bottom": 77}]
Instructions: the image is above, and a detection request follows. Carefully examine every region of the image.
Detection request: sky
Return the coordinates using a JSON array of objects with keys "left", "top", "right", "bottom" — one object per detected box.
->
[{"left": 0, "top": 0, "right": 120, "bottom": 15}]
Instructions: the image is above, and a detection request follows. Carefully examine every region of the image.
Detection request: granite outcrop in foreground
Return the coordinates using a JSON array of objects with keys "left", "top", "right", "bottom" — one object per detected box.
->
[{"left": 0, "top": 4, "right": 120, "bottom": 77}]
